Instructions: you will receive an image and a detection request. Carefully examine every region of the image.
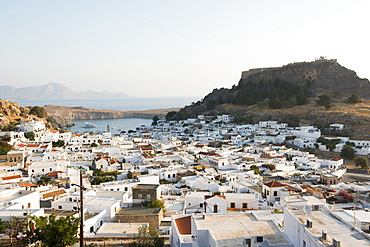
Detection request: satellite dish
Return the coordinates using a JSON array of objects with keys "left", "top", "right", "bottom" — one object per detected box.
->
[{"left": 303, "top": 205, "right": 312, "bottom": 214}]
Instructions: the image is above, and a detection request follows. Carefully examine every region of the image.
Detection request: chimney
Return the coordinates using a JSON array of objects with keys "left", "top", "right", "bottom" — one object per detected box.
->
[
  {"left": 306, "top": 219, "right": 313, "bottom": 228},
  {"left": 322, "top": 230, "right": 327, "bottom": 240}
]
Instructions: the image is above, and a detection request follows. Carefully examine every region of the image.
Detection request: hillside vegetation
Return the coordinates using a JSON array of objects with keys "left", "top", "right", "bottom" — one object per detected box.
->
[{"left": 168, "top": 58, "right": 370, "bottom": 140}]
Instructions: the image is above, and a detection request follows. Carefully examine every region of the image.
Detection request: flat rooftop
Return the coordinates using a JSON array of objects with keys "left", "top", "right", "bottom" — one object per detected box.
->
[
  {"left": 290, "top": 208, "right": 370, "bottom": 246},
  {"left": 98, "top": 222, "right": 146, "bottom": 234},
  {"left": 117, "top": 206, "right": 161, "bottom": 215},
  {"left": 133, "top": 184, "right": 159, "bottom": 189},
  {"left": 193, "top": 213, "right": 291, "bottom": 246}
]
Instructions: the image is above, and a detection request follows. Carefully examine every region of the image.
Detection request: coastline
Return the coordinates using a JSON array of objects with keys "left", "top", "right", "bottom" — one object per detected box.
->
[{"left": 44, "top": 105, "right": 180, "bottom": 128}]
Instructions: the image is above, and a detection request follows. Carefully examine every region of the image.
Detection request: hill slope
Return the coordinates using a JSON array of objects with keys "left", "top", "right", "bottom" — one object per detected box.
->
[{"left": 172, "top": 58, "right": 370, "bottom": 139}]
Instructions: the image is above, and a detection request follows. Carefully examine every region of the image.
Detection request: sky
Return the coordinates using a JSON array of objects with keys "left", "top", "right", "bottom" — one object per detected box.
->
[{"left": 1, "top": 0, "right": 369, "bottom": 99}]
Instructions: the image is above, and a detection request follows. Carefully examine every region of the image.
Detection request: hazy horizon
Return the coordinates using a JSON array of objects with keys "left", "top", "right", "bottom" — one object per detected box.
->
[{"left": 1, "top": 1, "right": 369, "bottom": 98}]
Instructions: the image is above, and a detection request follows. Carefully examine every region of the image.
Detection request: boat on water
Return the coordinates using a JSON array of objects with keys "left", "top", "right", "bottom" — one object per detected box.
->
[{"left": 81, "top": 122, "right": 97, "bottom": 128}]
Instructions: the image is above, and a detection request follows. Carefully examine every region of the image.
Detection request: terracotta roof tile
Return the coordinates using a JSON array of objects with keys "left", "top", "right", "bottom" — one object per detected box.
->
[
  {"left": 20, "top": 183, "right": 37, "bottom": 187},
  {"left": 263, "top": 181, "right": 285, "bottom": 188},
  {"left": 175, "top": 216, "right": 191, "bottom": 235},
  {"left": 46, "top": 171, "right": 66, "bottom": 177},
  {"left": 41, "top": 189, "right": 66, "bottom": 199},
  {"left": 2, "top": 175, "right": 21, "bottom": 180},
  {"left": 26, "top": 144, "right": 39, "bottom": 148}
]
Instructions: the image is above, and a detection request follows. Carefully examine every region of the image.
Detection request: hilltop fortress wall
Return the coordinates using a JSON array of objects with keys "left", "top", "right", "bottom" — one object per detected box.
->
[{"left": 239, "top": 57, "right": 370, "bottom": 99}]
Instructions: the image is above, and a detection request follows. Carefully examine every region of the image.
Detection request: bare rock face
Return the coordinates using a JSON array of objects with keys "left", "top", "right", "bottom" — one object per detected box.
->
[{"left": 0, "top": 99, "right": 37, "bottom": 128}]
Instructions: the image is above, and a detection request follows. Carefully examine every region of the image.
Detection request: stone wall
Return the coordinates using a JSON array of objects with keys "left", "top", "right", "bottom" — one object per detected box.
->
[{"left": 116, "top": 208, "right": 164, "bottom": 228}]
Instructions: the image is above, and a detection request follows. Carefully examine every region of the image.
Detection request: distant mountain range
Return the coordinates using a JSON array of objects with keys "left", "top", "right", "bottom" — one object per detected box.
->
[{"left": 0, "top": 82, "right": 127, "bottom": 100}]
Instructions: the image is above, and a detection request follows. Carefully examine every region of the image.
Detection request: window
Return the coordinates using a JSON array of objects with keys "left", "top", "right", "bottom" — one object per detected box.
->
[
  {"left": 230, "top": 202, "right": 235, "bottom": 208},
  {"left": 73, "top": 206, "right": 77, "bottom": 210},
  {"left": 173, "top": 174, "right": 176, "bottom": 178},
  {"left": 147, "top": 194, "right": 151, "bottom": 199},
  {"left": 200, "top": 203, "right": 203, "bottom": 208},
  {"left": 274, "top": 191, "right": 277, "bottom": 197},
  {"left": 242, "top": 203, "right": 248, "bottom": 209},
  {"left": 58, "top": 205, "right": 62, "bottom": 209},
  {"left": 50, "top": 168, "right": 52, "bottom": 171},
  {"left": 125, "top": 187, "right": 128, "bottom": 191},
  {"left": 138, "top": 194, "right": 142, "bottom": 199},
  {"left": 267, "top": 191, "right": 270, "bottom": 196},
  {"left": 168, "top": 174, "right": 171, "bottom": 178}
]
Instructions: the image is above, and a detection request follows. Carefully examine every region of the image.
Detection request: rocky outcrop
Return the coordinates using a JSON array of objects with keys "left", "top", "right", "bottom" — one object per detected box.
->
[
  {"left": 44, "top": 105, "right": 179, "bottom": 128},
  {"left": 240, "top": 58, "right": 370, "bottom": 99},
  {"left": 0, "top": 99, "right": 45, "bottom": 128}
]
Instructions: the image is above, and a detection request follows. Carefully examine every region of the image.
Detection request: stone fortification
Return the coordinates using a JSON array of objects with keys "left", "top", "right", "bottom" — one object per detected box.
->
[{"left": 240, "top": 57, "right": 370, "bottom": 99}]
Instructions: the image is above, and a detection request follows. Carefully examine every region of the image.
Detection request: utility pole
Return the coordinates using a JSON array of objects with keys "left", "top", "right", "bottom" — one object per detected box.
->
[
  {"left": 80, "top": 168, "right": 84, "bottom": 247},
  {"left": 72, "top": 167, "right": 86, "bottom": 247}
]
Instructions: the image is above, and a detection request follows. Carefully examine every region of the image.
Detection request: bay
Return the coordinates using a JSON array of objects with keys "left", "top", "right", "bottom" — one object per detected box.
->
[{"left": 68, "top": 118, "right": 153, "bottom": 134}]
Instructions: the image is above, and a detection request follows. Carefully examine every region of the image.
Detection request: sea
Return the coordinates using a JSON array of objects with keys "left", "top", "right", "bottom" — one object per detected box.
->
[{"left": 16, "top": 97, "right": 200, "bottom": 134}]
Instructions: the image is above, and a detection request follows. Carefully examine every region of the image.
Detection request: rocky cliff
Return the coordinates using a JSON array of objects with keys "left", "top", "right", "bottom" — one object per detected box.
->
[
  {"left": 171, "top": 58, "right": 370, "bottom": 139},
  {"left": 240, "top": 58, "right": 370, "bottom": 99},
  {"left": 0, "top": 99, "right": 178, "bottom": 129},
  {"left": 0, "top": 99, "right": 46, "bottom": 128}
]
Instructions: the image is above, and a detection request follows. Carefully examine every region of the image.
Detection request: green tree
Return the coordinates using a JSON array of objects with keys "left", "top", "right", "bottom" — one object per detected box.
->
[
  {"left": 159, "top": 179, "right": 170, "bottom": 184},
  {"left": 91, "top": 176, "right": 114, "bottom": 185},
  {"left": 2, "top": 122, "right": 19, "bottom": 131},
  {"left": 0, "top": 141, "right": 14, "bottom": 155},
  {"left": 52, "top": 140, "right": 65, "bottom": 147},
  {"left": 25, "top": 132, "right": 36, "bottom": 141},
  {"left": 26, "top": 214, "right": 79, "bottom": 247},
  {"left": 268, "top": 98, "right": 283, "bottom": 109},
  {"left": 29, "top": 106, "right": 47, "bottom": 118},
  {"left": 1, "top": 134, "right": 11, "bottom": 141},
  {"left": 355, "top": 156, "right": 369, "bottom": 169},
  {"left": 142, "top": 199, "right": 166, "bottom": 212},
  {"left": 0, "top": 218, "right": 5, "bottom": 233},
  {"left": 92, "top": 169, "right": 104, "bottom": 176},
  {"left": 152, "top": 115, "right": 159, "bottom": 126},
  {"left": 341, "top": 145, "right": 355, "bottom": 159},
  {"left": 5, "top": 216, "right": 27, "bottom": 244},
  {"left": 130, "top": 225, "right": 164, "bottom": 247},
  {"left": 165, "top": 111, "right": 177, "bottom": 121},
  {"left": 346, "top": 94, "right": 361, "bottom": 103},
  {"left": 37, "top": 175, "right": 51, "bottom": 186},
  {"left": 90, "top": 142, "right": 98, "bottom": 147},
  {"left": 316, "top": 95, "right": 332, "bottom": 109}
]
